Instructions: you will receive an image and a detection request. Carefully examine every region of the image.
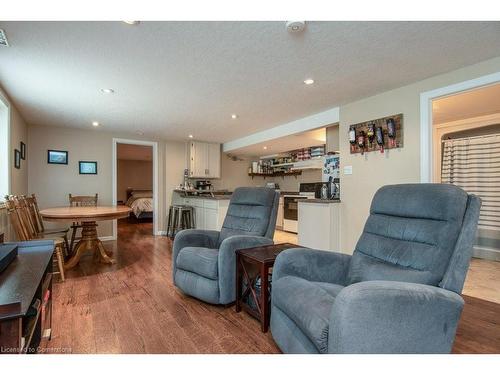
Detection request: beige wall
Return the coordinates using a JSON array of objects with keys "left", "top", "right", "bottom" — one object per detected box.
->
[
  {"left": 326, "top": 124, "right": 340, "bottom": 153},
  {"left": 210, "top": 156, "right": 257, "bottom": 191},
  {"left": 338, "top": 56, "right": 500, "bottom": 254},
  {"left": 164, "top": 140, "right": 188, "bottom": 209},
  {"left": 117, "top": 159, "right": 153, "bottom": 202},
  {"left": 27, "top": 124, "right": 187, "bottom": 237},
  {"left": 211, "top": 154, "right": 321, "bottom": 193},
  {"left": 10, "top": 106, "right": 29, "bottom": 196}
]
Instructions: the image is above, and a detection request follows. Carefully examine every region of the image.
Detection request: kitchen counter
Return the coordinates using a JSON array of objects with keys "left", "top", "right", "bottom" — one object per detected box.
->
[
  {"left": 184, "top": 195, "right": 232, "bottom": 200},
  {"left": 299, "top": 199, "right": 341, "bottom": 204},
  {"left": 174, "top": 189, "right": 232, "bottom": 200},
  {"left": 279, "top": 191, "right": 299, "bottom": 196}
]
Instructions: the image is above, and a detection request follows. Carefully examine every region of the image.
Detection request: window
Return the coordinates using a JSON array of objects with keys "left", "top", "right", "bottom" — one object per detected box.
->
[{"left": 0, "top": 96, "right": 9, "bottom": 200}]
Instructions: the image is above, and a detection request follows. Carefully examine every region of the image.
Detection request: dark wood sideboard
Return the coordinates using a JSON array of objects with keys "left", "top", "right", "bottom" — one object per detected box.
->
[{"left": 0, "top": 236, "right": 54, "bottom": 354}]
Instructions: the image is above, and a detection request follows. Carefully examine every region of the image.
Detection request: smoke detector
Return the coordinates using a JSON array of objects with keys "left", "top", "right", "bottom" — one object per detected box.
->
[
  {"left": 286, "top": 21, "right": 306, "bottom": 33},
  {"left": 0, "top": 29, "right": 9, "bottom": 47}
]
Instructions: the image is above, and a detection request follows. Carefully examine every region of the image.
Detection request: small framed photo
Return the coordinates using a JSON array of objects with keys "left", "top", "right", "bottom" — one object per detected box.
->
[
  {"left": 14, "top": 149, "right": 21, "bottom": 169},
  {"left": 20, "top": 142, "right": 26, "bottom": 160},
  {"left": 47, "top": 150, "right": 68, "bottom": 164},
  {"left": 79, "top": 161, "right": 97, "bottom": 175}
]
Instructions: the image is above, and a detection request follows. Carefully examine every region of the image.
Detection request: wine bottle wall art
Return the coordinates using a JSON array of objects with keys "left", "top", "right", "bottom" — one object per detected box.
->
[{"left": 348, "top": 113, "right": 403, "bottom": 154}]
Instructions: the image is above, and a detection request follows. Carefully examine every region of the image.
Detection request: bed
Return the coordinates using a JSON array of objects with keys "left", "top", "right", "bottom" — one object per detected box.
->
[{"left": 125, "top": 188, "right": 153, "bottom": 221}]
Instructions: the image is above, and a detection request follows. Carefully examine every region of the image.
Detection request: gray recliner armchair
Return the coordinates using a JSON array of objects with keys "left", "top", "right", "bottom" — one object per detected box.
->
[
  {"left": 270, "top": 183, "right": 481, "bottom": 354},
  {"left": 173, "top": 187, "right": 279, "bottom": 305}
]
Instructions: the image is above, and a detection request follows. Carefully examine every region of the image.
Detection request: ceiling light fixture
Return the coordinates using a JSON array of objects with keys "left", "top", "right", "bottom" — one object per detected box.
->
[
  {"left": 123, "top": 21, "right": 140, "bottom": 25},
  {"left": 136, "top": 131, "right": 144, "bottom": 135},
  {"left": 304, "top": 78, "right": 315, "bottom": 85},
  {"left": 92, "top": 121, "right": 99, "bottom": 127},
  {"left": 188, "top": 134, "right": 194, "bottom": 138},
  {"left": 286, "top": 21, "right": 306, "bottom": 33},
  {"left": 100, "top": 88, "right": 114, "bottom": 94},
  {"left": 231, "top": 114, "right": 238, "bottom": 119}
]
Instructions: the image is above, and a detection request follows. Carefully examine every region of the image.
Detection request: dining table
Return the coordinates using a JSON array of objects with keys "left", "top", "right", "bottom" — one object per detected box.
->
[{"left": 39, "top": 205, "right": 131, "bottom": 269}]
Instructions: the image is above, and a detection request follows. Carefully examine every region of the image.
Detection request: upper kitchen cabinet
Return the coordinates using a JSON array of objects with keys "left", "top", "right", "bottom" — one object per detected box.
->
[{"left": 189, "top": 141, "right": 221, "bottom": 178}]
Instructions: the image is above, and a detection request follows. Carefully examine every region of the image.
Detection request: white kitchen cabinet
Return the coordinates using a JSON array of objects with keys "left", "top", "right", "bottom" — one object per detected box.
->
[
  {"left": 298, "top": 201, "right": 341, "bottom": 252},
  {"left": 203, "top": 208, "right": 219, "bottom": 231},
  {"left": 189, "top": 141, "right": 221, "bottom": 178},
  {"left": 178, "top": 197, "right": 228, "bottom": 231},
  {"left": 276, "top": 196, "right": 284, "bottom": 229}
]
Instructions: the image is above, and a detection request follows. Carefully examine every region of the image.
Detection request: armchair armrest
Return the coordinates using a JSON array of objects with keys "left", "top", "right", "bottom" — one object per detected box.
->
[
  {"left": 172, "top": 229, "right": 220, "bottom": 279},
  {"left": 273, "top": 248, "right": 351, "bottom": 285},
  {"left": 218, "top": 235, "right": 274, "bottom": 304},
  {"left": 328, "top": 281, "right": 464, "bottom": 353}
]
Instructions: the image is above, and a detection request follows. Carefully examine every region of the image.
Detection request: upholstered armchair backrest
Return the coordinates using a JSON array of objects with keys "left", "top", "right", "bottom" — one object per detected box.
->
[
  {"left": 347, "top": 184, "right": 480, "bottom": 291},
  {"left": 218, "top": 187, "right": 279, "bottom": 246}
]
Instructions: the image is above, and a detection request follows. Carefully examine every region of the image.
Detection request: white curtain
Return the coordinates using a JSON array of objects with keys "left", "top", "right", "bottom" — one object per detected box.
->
[{"left": 441, "top": 134, "right": 500, "bottom": 232}]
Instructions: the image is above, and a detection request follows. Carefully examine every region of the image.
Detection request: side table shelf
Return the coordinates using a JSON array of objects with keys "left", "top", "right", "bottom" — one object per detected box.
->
[{"left": 235, "top": 242, "right": 301, "bottom": 333}]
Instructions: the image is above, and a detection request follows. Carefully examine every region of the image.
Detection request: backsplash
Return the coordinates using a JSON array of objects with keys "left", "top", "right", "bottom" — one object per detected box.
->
[{"left": 210, "top": 156, "right": 322, "bottom": 192}]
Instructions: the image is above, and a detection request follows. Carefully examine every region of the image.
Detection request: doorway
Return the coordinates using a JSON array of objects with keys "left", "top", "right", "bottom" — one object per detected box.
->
[
  {"left": 431, "top": 83, "right": 500, "bottom": 261},
  {"left": 112, "top": 138, "right": 159, "bottom": 236}
]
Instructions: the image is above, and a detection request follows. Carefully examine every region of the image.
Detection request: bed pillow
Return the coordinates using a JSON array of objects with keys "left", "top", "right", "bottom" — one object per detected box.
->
[{"left": 131, "top": 190, "right": 153, "bottom": 198}]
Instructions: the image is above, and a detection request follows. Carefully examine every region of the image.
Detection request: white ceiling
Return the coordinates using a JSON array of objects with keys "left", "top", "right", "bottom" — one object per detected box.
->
[
  {"left": 117, "top": 143, "right": 152, "bottom": 161},
  {"left": 433, "top": 83, "right": 500, "bottom": 124},
  {"left": 0, "top": 21, "right": 499, "bottom": 143},
  {"left": 231, "top": 127, "right": 327, "bottom": 157}
]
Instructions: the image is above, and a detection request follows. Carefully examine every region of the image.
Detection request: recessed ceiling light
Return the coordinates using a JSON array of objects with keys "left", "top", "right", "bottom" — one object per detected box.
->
[
  {"left": 100, "top": 88, "right": 114, "bottom": 94},
  {"left": 136, "top": 130, "right": 144, "bottom": 136},
  {"left": 231, "top": 114, "right": 238, "bottom": 119},
  {"left": 123, "top": 21, "right": 140, "bottom": 25},
  {"left": 263, "top": 146, "right": 268, "bottom": 150},
  {"left": 188, "top": 134, "right": 194, "bottom": 138},
  {"left": 92, "top": 121, "right": 99, "bottom": 127},
  {"left": 304, "top": 79, "right": 315, "bottom": 85},
  {"left": 286, "top": 21, "right": 306, "bottom": 33}
]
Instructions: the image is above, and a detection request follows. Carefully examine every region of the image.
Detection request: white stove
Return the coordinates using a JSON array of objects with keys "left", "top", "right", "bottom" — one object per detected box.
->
[{"left": 282, "top": 183, "right": 317, "bottom": 233}]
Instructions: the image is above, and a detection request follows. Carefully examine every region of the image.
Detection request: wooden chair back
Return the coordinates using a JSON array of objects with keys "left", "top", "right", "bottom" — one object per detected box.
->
[
  {"left": 69, "top": 194, "right": 98, "bottom": 207},
  {"left": 4, "top": 195, "right": 35, "bottom": 241},
  {"left": 17, "top": 196, "right": 39, "bottom": 239},
  {"left": 30, "top": 194, "right": 45, "bottom": 232},
  {"left": 24, "top": 195, "right": 44, "bottom": 234}
]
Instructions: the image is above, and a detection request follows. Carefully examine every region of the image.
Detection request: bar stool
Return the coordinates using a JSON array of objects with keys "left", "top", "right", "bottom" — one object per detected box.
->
[{"left": 167, "top": 205, "right": 195, "bottom": 237}]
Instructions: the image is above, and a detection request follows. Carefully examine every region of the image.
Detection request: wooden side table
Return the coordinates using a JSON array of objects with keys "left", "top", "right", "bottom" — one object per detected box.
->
[{"left": 235, "top": 242, "right": 301, "bottom": 333}]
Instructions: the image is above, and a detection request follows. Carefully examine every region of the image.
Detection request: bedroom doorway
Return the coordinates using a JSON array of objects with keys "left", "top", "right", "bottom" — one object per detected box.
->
[
  {"left": 431, "top": 83, "right": 500, "bottom": 262},
  {"left": 112, "top": 138, "right": 159, "bottom": 237}
]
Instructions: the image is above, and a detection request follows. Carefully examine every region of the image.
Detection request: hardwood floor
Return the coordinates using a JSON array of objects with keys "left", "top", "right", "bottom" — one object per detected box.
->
[{"left": 47, "top": 221, "right": 500, "bottom": 354}]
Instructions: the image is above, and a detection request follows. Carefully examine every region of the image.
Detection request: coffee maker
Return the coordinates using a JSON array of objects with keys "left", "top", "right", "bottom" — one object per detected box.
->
[{"left": 196, "top": 180, "right": 212, "bottom": 191}]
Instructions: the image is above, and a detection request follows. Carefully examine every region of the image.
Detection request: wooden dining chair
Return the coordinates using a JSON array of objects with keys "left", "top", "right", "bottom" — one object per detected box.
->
[
  {"left": 25, "top": 194, "right": 70, "bottom": 253},
  {"left": 68, "top": 193, "right": 98, "bottom": 252},
  {"left": 4, "top": 195, "right": 66, "bottom": 281}
]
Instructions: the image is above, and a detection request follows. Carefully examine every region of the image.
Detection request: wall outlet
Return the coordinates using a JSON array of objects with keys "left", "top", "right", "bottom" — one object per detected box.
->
[{"left": 344, "top": 165, "right": 353, "bottom": 175}]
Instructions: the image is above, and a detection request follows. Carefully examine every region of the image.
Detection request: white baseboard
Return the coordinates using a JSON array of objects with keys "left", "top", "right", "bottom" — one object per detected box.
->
[
  {"left": 156, "top": 231, "right": 168, "bottom": 236},
  {"left": 99, "top": 236, "right": 116, "bottom": 242},
  {"left": 473, "top": 246, "right": 500, "bottom": 262}
]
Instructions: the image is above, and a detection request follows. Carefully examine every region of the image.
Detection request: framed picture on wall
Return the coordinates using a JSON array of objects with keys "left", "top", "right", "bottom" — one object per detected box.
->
[
  {"left": 79, "top": 161, "right": 97, "bottom": 175},
  {"left": 20, "top": 142, "right": 26, "bottom": 160},
  {"left": 14, "top": 149, "right": 21, "bottom": 169},
  {"left": 47, "top": 150, "right": 68, "bottom": 164}
]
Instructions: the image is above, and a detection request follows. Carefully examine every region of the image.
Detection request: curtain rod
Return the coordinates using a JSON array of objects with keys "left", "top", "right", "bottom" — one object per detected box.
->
[{"left": 441, "top": 132, "right": 500, "bottom": 143}]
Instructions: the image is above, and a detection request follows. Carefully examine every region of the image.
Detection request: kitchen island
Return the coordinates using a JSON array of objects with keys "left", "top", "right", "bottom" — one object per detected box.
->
[
  {"left": 298, "top": 199, "right": 341, "bottom": 252},
  {"left": 172, "top": 190, "right": 232, "bottom": 231}
]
